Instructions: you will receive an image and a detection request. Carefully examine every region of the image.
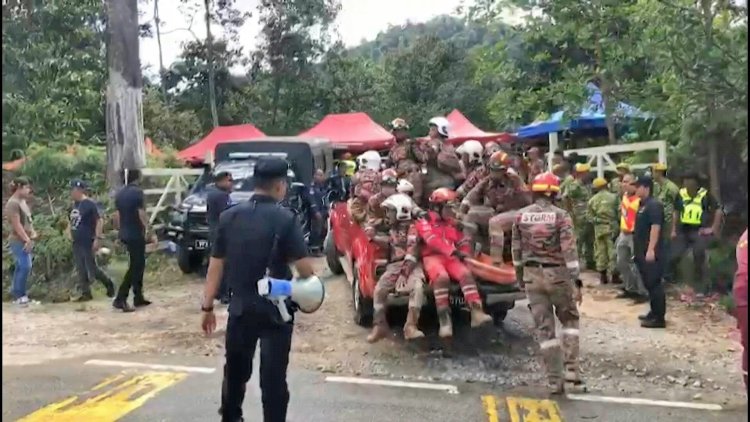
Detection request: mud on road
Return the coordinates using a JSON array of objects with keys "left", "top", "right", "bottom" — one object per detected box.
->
[{"left": 2, "top": 258, "right": 746, "bottom": 407}]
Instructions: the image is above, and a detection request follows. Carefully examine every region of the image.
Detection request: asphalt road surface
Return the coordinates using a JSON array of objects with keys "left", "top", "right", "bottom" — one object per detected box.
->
[{"left": 3, "top": 354, "right": 747, "bottom": 422}]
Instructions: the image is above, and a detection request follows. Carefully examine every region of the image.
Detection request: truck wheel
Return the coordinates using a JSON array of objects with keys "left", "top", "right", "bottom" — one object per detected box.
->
[
  {"left": 324, "top": 232, "right": 344, "bottom": 275},
  {"left": 351, "top": 262, "right": 373, "bottom": 327},
  {"left": 177, "top": 246, "right": 202, "bottom": 274}
]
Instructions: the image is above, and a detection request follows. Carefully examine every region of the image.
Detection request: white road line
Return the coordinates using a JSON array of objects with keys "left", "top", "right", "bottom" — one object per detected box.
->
[
  {"left": 325, "top": 376, "right": 459, "bottom": 395},
  {"left": 566, "top": 394, "right": 723, "bottom": 411},
  {"left": 84, "top": 359, "right": 216, "bottom": 374}
]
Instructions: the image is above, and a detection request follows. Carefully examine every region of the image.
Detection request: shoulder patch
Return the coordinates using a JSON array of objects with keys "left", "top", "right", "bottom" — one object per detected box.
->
[{"left": 521, "top": 212, "right": 557, "bottom": 224}]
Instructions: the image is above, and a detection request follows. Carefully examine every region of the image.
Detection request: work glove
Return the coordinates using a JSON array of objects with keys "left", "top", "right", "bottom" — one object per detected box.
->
[{"left": 451, "top": 250, "right": 468, "bottom": 262}]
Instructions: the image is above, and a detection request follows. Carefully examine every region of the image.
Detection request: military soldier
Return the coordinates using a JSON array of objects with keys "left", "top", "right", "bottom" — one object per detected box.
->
[
  {"left": 553, "top": 162, "right": 573, "bottom": 200},
  {"left": 609, "top": 162, "right": 631, "bottom": 195},
  {"left": 349, "top": 150, "right": 382, "bottom": 224},
  {"left": 564, "top": 163, "right": 594, "bottom": 269},
  {"left": 368, "top": 194, "right": 426, "bottom": 343},
  {"left": 462, "top": 151, "right": 532, "bottom": 263},
  {"left": 512, "top": 172, "right": 585, "bottom": 394},
  {"left": 651, "top": 163, "right": 679, "bottom": 281},
  {"left": 422, "top": 117, "right": 463, "bottom": 203},
  {"left": 587, "top": 177, "right": 618, "bottom": 285},
  {"left": 364, "top": 169, "right": 399, "bottom": 238},
  {"left": 388, "top": 118, "right": 428, "bottom": 204},
  {"left": 526, "top": 147, "right": 546, "bottom": 183}
]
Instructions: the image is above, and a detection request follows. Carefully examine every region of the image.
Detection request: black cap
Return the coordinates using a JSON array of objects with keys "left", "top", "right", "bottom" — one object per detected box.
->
[
  {"left": 213, "top": 171, "right": 233, "bottom": 182},
  {"left": 634, "top": 175, "right": 653, "bottom": 189},
  {"left": 254, "top": 157, "right": 288, "bottom": 179},
  {"left": 70, "top": 179, "right": 88, "bottom": 190}
]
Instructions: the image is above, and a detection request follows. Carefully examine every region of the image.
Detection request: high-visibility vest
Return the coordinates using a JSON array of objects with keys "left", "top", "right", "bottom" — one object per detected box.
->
[
  {"left": 620, "top": 194, "right": 640, "bottom": 233},
  {"left": 342, "top": 160, "right": 356, "bottom": 177},
  {"left": 679, "top": 188, "right": 707, "bottom": 226}
]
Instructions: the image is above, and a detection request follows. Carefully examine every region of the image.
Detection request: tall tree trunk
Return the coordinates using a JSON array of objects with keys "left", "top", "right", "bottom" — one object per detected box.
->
[
  {"left": 105, "top": 0, "right": 145, "bottom": 190},
  {"left": 204, "top": 0, "right": 219, "bottom": 128},
  {"left": 594, "top": 37, "right": 617, "bottom": 145},
  {"left": 154, "top": 0, "right": 168, "bottom": 102}
]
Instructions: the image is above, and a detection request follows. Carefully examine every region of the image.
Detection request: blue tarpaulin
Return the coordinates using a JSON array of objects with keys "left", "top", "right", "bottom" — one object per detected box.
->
[{"left": 516, "top": 83, "right": 652, "bottom": 139}]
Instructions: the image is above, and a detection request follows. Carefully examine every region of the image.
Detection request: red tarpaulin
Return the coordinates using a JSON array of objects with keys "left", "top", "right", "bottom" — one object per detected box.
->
[
  {"left": 444, "top": 109, "right": 515, "bottom": 145},
  {"left": 177, "top": 124, "right": 266, "bottom": 161},
  {"left": 298, "top": 112, "right": 395, "bottom": 153}
]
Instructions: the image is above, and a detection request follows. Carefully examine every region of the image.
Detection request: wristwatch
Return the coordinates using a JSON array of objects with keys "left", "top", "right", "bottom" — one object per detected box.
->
[{"left": 201, "top": 304, "right": 214, "bottom": 312}]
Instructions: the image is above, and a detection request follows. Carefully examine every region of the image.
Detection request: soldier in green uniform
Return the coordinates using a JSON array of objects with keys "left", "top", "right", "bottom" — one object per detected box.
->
[
  {"left": 553, "top": 163, "right": 573, "bottom": 209},
  {"left": 651, "top": 163, "right": 680, "bottom": 282},
  {"left": 563, "top": 163, "right": 594, "bottom": 269},
  {"left": 587, "top": 177, "right": 619, "bottom": 284}
]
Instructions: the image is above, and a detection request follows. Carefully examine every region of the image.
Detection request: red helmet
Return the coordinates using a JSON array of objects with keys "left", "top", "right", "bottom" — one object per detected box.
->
[
  {"left": 488, "top": 151, "right": 511, "bottom": 171},
  {"left": 531, "top": 172, "right": 561, "bottom": 194},
  {"left": 381, "top": 168, "right": 398, "bottom": 185},
  {"left": 428, "top": 188, "right": 458, "bottom": 204}
]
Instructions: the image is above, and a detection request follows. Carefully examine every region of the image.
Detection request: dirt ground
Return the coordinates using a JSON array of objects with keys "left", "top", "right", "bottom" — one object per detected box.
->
[{"left": 2, "top": 258, "right": 746, "bottom": 407}]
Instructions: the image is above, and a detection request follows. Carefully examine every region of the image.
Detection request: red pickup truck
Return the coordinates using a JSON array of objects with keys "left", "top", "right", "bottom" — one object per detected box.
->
[{"left": 324, "top": 202, "right": 525, "bottom": 327}]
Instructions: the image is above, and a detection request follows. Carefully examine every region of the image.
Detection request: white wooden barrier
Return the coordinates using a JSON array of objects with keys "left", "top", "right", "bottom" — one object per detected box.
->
[
  {"left": 140, "top": 167, "right": 203, "bottom": 225},
  {"left": 547, "top": 139, "right": 668, "bottom": 178}
]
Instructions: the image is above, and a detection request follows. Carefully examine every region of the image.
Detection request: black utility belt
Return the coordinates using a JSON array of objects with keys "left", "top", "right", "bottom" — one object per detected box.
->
[{"left": 524, "top": 261, "right": 561, "bottom": 268}]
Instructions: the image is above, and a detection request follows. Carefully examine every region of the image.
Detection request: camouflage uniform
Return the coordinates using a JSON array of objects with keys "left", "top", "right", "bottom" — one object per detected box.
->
[
  {"left": 563, "top": 179, "right": 594, "bottom": 268},
  {"left": 456, "top": 165, "right": 487, "bottom": 200},
  {"left": 609, "top": 177, "right": 622, "bottom": 196},
  {"left": 463, "top": 177, "right": 532, "bottom": 261},
  {"left": 349, "top": 169, "right": 380, "bottom": 224},
  {"left": 389, "top": 140, "right": 428, "bottom": 205},
  {"left": 511, "top": 198, "right": 582, "bottom": 390},
  {"left": 422, "top": 140, "right": 462, "bottom": 204},
  {"left": 527, "top": 158, "right": 546, "bottom": 183},
  {"left": 364, "top": 192, "right": 390, "bottom": 238},
  {"left": 369, "top": 221, "right": 426, "bottom": 341},
  {"left": 587, "top": 189, "right": 618, "bottom": 275}
]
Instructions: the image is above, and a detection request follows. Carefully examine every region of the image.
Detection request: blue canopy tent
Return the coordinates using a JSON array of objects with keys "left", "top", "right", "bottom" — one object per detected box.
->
[
  {"left": 516, "top": 83, "right": 652, "bottom": 139},
  {"left": 515, "top": 83, "right": 653, "bottom": 169}
]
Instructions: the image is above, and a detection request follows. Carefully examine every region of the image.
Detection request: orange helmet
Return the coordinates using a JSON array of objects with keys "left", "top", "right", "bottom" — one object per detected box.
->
[
  {"left": 488, "top": 151, "right": 511, "bottom": 171},
  {"left": 428, "top": 188, "right": 458, "bottom": 204},
  {"left": 531, "top": 172, "right": 561, "bottom": 194},
  {"left": 381, "top": 168, "right": 398, "bottom": 185}
]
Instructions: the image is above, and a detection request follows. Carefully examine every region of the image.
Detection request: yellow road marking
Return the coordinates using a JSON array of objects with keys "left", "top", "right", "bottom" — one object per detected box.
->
[
  {"left": 481, "top": 395, "right": 500, "bottom": 422},
  {"left": 506, "top": 396, "right": 563, "bottom": 422},
  {"left": 17, "top": 371, "right": 188, "bottom": 422}
]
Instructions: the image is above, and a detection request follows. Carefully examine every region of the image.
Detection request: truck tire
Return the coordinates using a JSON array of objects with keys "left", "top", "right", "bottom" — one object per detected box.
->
[
  {"left": 351, "top": 261, "right": 373, "bottom": 327},
  {"left": 177, "top": 245, "right": 202, "bottom": 275},
  {"left": 324, "top": 232, "right": 344, "bottom": 275}
]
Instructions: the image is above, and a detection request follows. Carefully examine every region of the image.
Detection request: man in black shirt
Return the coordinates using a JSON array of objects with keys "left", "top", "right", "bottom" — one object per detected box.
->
[
  {"left": 113, "top": 169, "right": 152, "bottom": 312},
  {"left": 633, "top": 176, "right": 667, "bottom": 328},
  {"left": 308, "top": 169, "right": 327, "bottom": 254},
  {"left": 207, "top": 171, "right": 234, "bottom": 303},
  {"left": 67, "top": 180, "right": 116, "bottom": 301},
  {"left": 326, "top": 161, "right": 352, "bottom": 202},
  {"left": 201, "top": 157, "right": 315, "bottom": 422}
]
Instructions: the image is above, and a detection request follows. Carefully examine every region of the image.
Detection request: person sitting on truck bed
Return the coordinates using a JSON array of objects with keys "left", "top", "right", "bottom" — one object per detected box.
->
[
  {"left": 349, "top": 150, "right": 381, "bottom": 224},
  {"left": 367, "top": 193, "right": 426, "bottom": 343},
  {"left": 327, "top": 161, "right": 352, "bottom": 203},
  {"left": 363, "top": 169, "right": 399, "bottom": 239},
  {"left": 416, "top": 188, "right": 493, "bottom": 339}
]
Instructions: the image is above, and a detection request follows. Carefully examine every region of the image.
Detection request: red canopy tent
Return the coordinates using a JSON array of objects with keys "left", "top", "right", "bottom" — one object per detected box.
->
[
  {"left": 298, "top": 112, "right": 395, "bottom": 153},
  {"left": 177, "top": 124, "right": 266, "bottom": 162},
  {"left": 444, "top": 109, "right": 514, "bottom": 145}
]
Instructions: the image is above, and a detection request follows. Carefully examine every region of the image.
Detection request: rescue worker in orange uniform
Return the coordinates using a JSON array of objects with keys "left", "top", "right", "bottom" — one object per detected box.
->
[
  {"left": 363, "top": 169, "right": 399, "bottom": 239},
  {"left": 526, "top": 147, "right": 546, "bottom": 182},
  {"left": 416, "top": 188, "right": 493, "bottom": 338},
  {"left": 422, "top": 117, "right": 463, "bottom": 204},
  {"left": 388, "top": 118, "right": 428, "bottom": 205},
  {"left": 349, "top": 151, "right": 382, "bottom": 224},
  {"left": 455, "top": 140, "right": 485, "bottom": 200}
]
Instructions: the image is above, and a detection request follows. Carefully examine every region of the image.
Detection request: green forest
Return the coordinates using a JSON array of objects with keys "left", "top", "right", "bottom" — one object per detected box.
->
[{"left": 1, "top": 0, "right": 747, "bottom": 298}]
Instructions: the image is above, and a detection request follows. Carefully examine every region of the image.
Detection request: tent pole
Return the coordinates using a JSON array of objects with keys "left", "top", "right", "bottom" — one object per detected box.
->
[{"left": 548, "top": 132, "right": 559, "bottom": 169}]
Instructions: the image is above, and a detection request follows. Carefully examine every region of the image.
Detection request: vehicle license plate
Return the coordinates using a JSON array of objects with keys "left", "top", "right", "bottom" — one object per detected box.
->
[{"left": 195, "top": 239, "right": 208, "bottom": 250}]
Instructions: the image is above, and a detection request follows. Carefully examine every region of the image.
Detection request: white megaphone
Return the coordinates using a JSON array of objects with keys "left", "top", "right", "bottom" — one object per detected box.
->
[{"left": 257, "top": 276, "right": 325, "bottom": 322}]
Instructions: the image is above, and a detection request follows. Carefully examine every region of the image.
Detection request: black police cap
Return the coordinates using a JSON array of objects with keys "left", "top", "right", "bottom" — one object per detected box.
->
[
  {"left": 70, "top": 179, "right": 88, "bottom": 190},
  {"left": 634, "top": 175, "right": 654, "bottom": 189},
  {"left": 254, "top": 157, "right": 288, "bottom": 179}
]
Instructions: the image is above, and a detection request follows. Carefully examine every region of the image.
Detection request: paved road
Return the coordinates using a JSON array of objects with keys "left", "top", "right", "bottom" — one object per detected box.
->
[{"left": 3, "top": 354, "right": 747, "bottom": 422}]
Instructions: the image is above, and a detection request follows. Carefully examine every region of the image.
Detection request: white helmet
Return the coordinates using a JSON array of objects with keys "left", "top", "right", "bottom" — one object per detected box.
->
[
  {"left": 457, "top": 140, "right": 483, "bottom": 164},
  {"left": 357, "top": 150, "right": 381, "bottom": 171},
  {"left": 428, "top": 116, "right": 450, "bottom": 138},
  {"left": 381, "top": 193, "right": 414, "bottom": 221},
  {"left": 396, "top": 179, "right": 414, "bottom": 194}
]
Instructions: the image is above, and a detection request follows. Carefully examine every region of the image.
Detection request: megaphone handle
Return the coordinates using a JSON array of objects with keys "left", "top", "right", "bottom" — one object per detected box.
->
[{"left": 275, "top": 297, "right": 292, "bottom": 322}]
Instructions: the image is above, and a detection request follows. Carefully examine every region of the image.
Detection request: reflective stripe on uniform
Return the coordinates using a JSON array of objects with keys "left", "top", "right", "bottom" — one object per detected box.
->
[
  {"left": 562, "top": 328, "right": 580, "bottom": 336},
  {"left": 679, "top": 187, "right": 707, "bottom": 226},
  {"left": 566, "top": 261, "right": 580, "bottom": 270},
  {"left": 540, "top": 339, "right": 560, "bottom": 349},
  {"left": 405, "top": 255, "right": 417, "bottom": 262}
]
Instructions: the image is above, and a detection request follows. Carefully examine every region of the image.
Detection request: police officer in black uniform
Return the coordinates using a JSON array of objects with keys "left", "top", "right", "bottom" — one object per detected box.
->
[
  {"left": 201, "top": 157, "right": 314, "bottom": 422},
  {"left": 206, "top": 171, "right": 234, "bottom": 303}
]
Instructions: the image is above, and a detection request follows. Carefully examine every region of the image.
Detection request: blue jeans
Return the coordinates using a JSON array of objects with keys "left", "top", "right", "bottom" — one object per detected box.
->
[{"left": 9, "top": 240, "right": 32, "bottom": 299}]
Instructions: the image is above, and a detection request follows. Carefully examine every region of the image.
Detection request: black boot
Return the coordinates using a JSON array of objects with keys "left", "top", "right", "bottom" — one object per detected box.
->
[
  {"left": 133, "top": 296, "right": 152, "bottom": 307},
  {"left": 599, "top": 271, "right": 608, "bottom": 285},
  {"left": 113, "top": 299, "right": 135, "bottom": 313},
  {"left": 640, "top": 318, "right": 666, "bottom": 328}
]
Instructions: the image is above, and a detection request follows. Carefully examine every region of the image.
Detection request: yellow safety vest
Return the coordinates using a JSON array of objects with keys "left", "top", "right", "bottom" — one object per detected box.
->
[
  {"left": 679, "top": 187, "right": 707, "bottom": 226},
  {"left": 343, "top": 160, "right": 356, "bottom": 177},
  {"left": 620, "top": 194, "right": 640, "bottom": 233}
]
